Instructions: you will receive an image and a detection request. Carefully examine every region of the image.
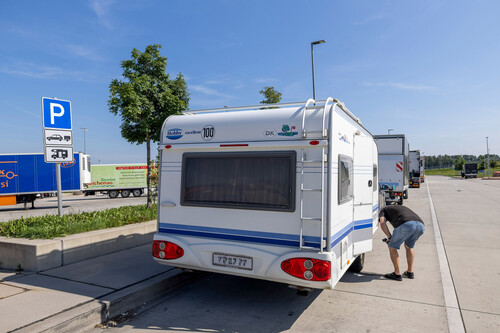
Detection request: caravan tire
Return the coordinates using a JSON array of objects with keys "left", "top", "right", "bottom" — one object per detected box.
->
[
  {"left": 132, "top": 189, "right": 143, "bottom": 197},
  {"left": 109, "top": 190, "right": 119, "bottom": 199},
  {"left": 349, "top": 253, "right": 365, "bottom": 273},
  {"left": 121, "top": 190, "right": 131, "bottom": 198},
  {"left": 403, "top": 190, "right": 408, "bottom": 199},
  {"left": 398, "top": 197, "right": 403, "bottom": 205}
]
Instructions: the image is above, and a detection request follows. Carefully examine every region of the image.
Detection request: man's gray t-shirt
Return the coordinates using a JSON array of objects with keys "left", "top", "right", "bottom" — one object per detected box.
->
[{"left": 379, "top": 205, "right": 424, "bottom": 228}]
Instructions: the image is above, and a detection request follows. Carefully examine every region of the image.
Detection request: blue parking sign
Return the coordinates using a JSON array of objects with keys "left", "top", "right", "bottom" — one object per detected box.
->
[{"left": 42, "top": 97, "right": 72, "bottom": 130}]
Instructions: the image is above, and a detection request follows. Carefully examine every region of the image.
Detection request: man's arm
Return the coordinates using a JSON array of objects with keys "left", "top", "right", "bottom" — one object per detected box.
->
[{"left": 379, "top": 216, "right": 392, "bottom": 241}]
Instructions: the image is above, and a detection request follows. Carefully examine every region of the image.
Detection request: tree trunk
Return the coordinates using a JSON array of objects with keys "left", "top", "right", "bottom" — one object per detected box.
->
[{"left": 146, "top": 137, "right": 151, "bottom": 208}]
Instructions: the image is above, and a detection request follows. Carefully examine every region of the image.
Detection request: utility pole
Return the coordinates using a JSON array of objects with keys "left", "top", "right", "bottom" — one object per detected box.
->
[{"left": 486, "top": 136, "right": 490, "bottom": 178}]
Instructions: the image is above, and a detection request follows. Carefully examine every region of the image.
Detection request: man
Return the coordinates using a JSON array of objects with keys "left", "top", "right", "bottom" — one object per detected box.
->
[{"left": 379, "top": 205, "right": 425, "bottom": 281}]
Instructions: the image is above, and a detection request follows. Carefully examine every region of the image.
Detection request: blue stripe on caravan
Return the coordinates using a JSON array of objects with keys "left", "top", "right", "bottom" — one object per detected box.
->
[{"left": 159, "top": 219, "right": 372, "bottom": 250}]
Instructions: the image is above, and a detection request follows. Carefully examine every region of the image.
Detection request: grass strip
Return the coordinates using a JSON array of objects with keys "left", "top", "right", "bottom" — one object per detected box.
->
[{"left": 0, "top": 204, "right": 157, "bottom": 239}]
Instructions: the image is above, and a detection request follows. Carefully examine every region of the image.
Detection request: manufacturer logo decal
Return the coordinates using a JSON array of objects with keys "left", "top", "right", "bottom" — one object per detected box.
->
[
  {"left": 201, "top": 125, "right": 215, "bottom": 141},
  {"left": 166, "top": 128, "right": 183, "bottom": 140},
  {"left": 184, "top": 130, "right": 201, "bottom": 135},
  {"left": 264, "top": 129, "right": 277, "bottom": 137},
  {"left": 61, "top": 160, "right": 76, "bottom": 168},
  {"left": 278, "top": 124, "right": 298, "bottom": 137},
  {"left": 338, "top": 133, "right": 350, "bottom": 144}
]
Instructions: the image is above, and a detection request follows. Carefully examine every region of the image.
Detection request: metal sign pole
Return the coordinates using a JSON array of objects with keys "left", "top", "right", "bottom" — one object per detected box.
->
[{"left": 56, "top": 163, "right": 63, "bottom": 216}]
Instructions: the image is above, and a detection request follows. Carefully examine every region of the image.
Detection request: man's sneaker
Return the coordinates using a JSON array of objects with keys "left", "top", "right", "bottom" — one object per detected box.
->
[
  {"left": 404, "top": 271, "right": 415, "bottom": 279},
  {"left": 384, "top": 272, "right": 403, "bottom": 281}
]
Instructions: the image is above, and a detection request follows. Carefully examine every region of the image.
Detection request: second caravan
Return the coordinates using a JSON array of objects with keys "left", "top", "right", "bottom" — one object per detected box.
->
[{"left": 154, "top": 98, "right": 380, "bottom": 290}]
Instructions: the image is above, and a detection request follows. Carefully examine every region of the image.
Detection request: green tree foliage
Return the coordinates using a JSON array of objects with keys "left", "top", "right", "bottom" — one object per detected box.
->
[
  {"left": 454, "top": 155, "right": 466, "bottom": 172},
  {"left": 108, "top": 44, "right": 189, "bottom": 207},
  {"left": 259, "top": 86, "right": 282, "bottom": 109}
]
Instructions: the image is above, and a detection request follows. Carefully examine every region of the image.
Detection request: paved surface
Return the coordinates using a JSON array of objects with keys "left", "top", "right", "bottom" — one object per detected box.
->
[
  {"left": 0, "top": 193, "right": 147, "bottom": 222},
  {"left": 0, "top": 176, "right": 498, "bottom": 332},
  {"left": 99, "top": 176, "right": 500, "bottom": 333}
]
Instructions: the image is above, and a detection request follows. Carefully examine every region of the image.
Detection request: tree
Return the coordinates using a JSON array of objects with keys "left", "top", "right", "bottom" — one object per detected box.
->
[
  {"left": 259, "top": 86, "right": 282, "bottom": 109},
  {"left": 108, "top": 44, "right": 189, "bottom": 207},
  {"left": 454, "top": 155, "right": 466, "bottom": 172}
]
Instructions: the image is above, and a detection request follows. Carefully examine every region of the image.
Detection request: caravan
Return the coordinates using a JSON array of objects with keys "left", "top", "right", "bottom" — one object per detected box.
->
[{"left": 153, "top": 98, "right": 380, "bottom": 290}]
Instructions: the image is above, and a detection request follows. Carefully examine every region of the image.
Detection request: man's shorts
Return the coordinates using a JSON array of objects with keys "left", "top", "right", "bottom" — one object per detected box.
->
[{"left": 388, "top": 221, "right": 425, "bottom": 249}]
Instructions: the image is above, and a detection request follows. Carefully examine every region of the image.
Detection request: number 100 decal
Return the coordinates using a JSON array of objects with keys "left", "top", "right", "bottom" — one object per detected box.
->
[{"left": 202, "top": 125, "right": 215, "bottom": 141}]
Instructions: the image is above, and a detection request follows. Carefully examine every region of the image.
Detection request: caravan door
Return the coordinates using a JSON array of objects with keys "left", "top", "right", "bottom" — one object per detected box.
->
[{"left": 352, "top": 135, "right": 374, "bottom": 255}]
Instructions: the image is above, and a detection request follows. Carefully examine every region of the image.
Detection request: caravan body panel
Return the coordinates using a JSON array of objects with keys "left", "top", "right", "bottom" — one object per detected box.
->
[{"left": 155, "top": 99, "right": 378, "bottom": 289}]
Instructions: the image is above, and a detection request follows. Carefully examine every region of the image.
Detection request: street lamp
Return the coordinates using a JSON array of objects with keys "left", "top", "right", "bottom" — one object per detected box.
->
[
  {"left": 311, "top": 40, "right": 326, "bottom": 101},
  {"left": 486, "top": 136, "right": 490, "bottom": 178},
  {"left": 81, "top": 128, "right": 88, "bottom": 154}
]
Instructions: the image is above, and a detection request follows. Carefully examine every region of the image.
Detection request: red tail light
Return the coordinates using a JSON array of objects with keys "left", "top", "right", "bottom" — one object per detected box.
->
[
  {"left": 152, "top": 241, "right": 184, "bottom": 260},
  {"left": 281, "top": 258, "right": 331, "bottom": 281}
]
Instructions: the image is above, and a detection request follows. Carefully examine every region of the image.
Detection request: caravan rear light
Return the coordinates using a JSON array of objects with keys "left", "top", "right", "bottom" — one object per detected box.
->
[
  {"left": 152, "top": 241, "right": 184, "bottom": 259},
  {"left": 394, "top": 192, "right": 402, "bottom": 196},
  {"left": 281, "top": 258, "right": 331, "bottom": 281},
  {"left": 309, "top": 141, "right": 320, "bottom": 145},
  {"left": 165, "top": 145, "right": 172, "bottom": 149}
]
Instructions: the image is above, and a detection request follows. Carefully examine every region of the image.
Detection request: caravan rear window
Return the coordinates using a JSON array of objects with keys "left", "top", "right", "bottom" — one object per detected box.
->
[{"left": 181, "top": 151, "right": 296, "bottom": 211}]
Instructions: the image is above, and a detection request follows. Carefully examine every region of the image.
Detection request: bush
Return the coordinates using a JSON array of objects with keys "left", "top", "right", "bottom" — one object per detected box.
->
[{"left": 0, "top": 204, "right": 157, "bottom": 239}]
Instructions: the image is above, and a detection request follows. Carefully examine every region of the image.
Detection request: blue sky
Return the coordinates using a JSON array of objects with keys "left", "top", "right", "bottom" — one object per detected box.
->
[{"left": 1, "top": 0, "right": 498, "bottom": 163}]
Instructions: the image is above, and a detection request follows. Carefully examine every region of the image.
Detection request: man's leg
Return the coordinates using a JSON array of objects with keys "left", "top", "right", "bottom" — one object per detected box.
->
[
  {"left": 389, "top": 247, "right": 401, "bottom": 275},
  {"left": 404, "top": 243, "right": 415, "bottom": 273}
]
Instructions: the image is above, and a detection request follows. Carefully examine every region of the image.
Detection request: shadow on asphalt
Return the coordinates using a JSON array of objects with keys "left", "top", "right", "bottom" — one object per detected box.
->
[
  {"left": 120, "top": 273, "right": 320, "bottom": 332},
  {"left": 340, "top": 271, "right": 386, "bottom": 283}
]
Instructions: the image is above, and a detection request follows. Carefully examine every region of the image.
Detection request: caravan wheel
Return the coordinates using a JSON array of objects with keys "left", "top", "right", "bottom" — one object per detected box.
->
[
  {"left": 349, "top": 253, "right": 365, "bottom": 273},
  {"left": 132, "top": 189, "right": 143, "bottom": 197},
  {"left": 403, "top": 190, "right": 408, "bottom": 199},
  {"left": 109, "top": 190, "right": 119, "bottom": 199},
  {"left": 121, "top": 190, "right": 131, "bottom": 198}
]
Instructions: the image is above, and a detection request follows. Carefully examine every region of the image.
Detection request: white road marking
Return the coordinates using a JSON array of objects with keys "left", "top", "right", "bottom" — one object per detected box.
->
[{"left": 426, "top": 181, "right": 466, "bottom": 333}]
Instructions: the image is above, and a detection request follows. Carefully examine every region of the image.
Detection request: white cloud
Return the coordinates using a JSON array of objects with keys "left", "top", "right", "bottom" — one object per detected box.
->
[
  {"left": 90, "top": 0, "right": 114, "bottom": 29},
  {"left": 67, "top": 44, "right": 104, "bottom": 61},
  {"left": 354, "top": 13, "right": 387, "bottom": 25},
  {"left": 0, "top": 61, "right": 101, "bottom": 82},
  {"left": 254, "top": 77, "right": 278, "bottom": 84},
  {"left": 363, "top": 81, "right": 436, "bottom": 91},
  {"left": 190, "top": 84, "right": 234, "bottom": 99}
]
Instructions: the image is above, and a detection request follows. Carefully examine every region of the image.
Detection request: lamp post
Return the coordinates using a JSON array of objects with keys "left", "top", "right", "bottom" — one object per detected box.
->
[
  {"left": 81, "top": 127, "right": 88, "bottom": 154},
  {"left": 311, "top": 40, "right": 325, "bottom": 101},
  {"left": 486, "top": 136, "right": 490, "bottom": 178}
]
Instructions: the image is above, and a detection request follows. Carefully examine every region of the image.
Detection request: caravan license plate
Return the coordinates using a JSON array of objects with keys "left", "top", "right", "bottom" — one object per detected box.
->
[{"left": 212, "top": 253, "right": 253, "bottom": 270}]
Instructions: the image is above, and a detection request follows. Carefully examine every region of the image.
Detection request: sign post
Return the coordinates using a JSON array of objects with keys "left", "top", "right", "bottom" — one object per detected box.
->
[{"left": 42, "top": 97, "right": 73, "bottom": 216}]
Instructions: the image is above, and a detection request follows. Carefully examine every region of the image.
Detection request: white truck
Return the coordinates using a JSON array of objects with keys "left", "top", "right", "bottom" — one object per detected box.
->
[
  {"left": 84, "top": 164, "right": 147, "bottom": 198},
  {"left": 409, "top": 150, "right": 421, "bottom": 188},
  {"left": 373, "top": 134, "right": 409, "bottom": 205},
  {"left": 153, "top": 98, "right": 380, "bottom": 292}
]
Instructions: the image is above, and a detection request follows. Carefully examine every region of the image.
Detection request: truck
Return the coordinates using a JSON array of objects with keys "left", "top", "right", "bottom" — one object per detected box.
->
[
  {"left": 409, "top": 150, "right": 421, "bottom": 188},
  {"left": 84, "top": 164, "right": 147, "bottom": 198},
  {"left": 153, "top": 98, "right": 381, "bottom": 292},
  {"left": 0, "top": 153, "right": 90, "bottom": 208},
  {"left": 420, "top": 155, "right": 425, "bottom": 183},
  {"left": 462, "top": 163, "right": 478, "bottom": 179},
  {"left": 373, "top": 134, "right": 410, "bottom": 205}
]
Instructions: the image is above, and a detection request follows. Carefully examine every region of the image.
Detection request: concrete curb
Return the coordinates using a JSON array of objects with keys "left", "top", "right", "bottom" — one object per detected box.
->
[
  {"left": 0, "top": 220, "right": 156, "bottom": 271},
  {"left": 14, "top": 269, "right": 204, "bottom": 333}
]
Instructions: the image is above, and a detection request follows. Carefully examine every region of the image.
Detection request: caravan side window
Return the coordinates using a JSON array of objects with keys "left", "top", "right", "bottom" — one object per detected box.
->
[
  {"left": 181, "top": 151, "right": 296, "bottom": 212},
  {"left": 373, "top": 164, "right": 378, "bottom": 192},
  {"left": 338, "top": 155, "right": 353, "bottom": 204}
]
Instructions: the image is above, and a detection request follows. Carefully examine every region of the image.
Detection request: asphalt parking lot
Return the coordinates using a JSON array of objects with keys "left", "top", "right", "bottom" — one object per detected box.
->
[{"left": 0, "top": 192, "right": 147, "bottom": 222}]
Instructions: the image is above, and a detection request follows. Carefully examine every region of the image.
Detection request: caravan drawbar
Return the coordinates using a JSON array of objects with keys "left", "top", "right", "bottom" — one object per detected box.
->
[{"left": 154, "top": 98, "right": 380, "bottom": 290}]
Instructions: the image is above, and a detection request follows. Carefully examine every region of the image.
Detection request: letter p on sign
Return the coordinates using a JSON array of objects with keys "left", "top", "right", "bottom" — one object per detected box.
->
[
  {"left": 50, "top": 103, "right": 64, "bottom": 124},
  {"left": 42, "top": 97, "right": 72, "bottom": 130}
]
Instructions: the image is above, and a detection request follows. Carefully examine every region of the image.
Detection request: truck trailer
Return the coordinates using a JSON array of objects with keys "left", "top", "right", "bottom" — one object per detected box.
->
[
  {"left": 462, "top": 163, "right": 478, "bottom": 179},
  {"left": 84, "top": 164, "right": 147, "bottom": 198},
  {"left": 373, "top": 134, "right": 410, "bottom": 205},
  {"left": 409, "top": 150, "right": 421, "bottom": 188},
  {"left": 420, "top": 155, "right": 425, "bottom": 183},
  {"left": 153, "top": 98, "right": 381, "bottom": 291},
  {"left": 0, "top": 153, "right": 90, "bottom": 207}
]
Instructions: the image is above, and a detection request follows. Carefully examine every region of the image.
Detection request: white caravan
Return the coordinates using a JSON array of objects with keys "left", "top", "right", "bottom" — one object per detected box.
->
[
  {"left": 373, "top": 134, "right": 410, "bottom": 205},
  {"left": 154, "top": 98, "right": 380, "bottom": 291}
]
